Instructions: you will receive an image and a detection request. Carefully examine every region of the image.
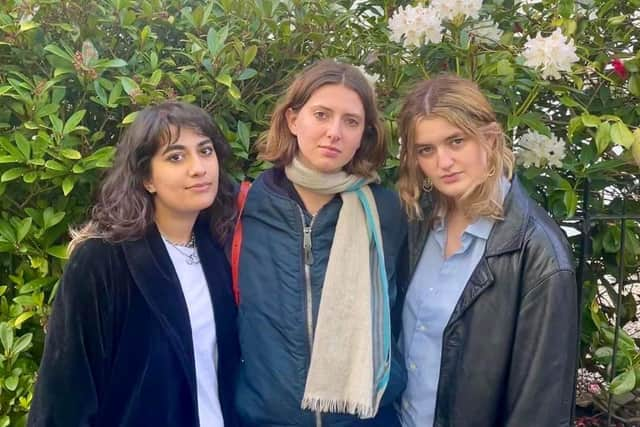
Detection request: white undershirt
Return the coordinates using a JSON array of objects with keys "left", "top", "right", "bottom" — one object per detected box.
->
[{"left": 163, "top": 239, "right": 224, "bottom": 427}]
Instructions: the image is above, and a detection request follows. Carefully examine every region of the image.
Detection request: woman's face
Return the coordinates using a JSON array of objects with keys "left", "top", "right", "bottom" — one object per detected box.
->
[
  {"left": 286, "top": 84, "right": 365, "bottom": 173},
  {"left": 414, "top": 116, "right": 490, "bottom": 201},
  {"left": 144, "top": 126, "right": 219, "bottom": 224}
]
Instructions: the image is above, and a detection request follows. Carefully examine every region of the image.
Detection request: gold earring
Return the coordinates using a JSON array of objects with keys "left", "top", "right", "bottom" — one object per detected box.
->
[
  {"left": 487, "top": 166, "right": 496, "bottom": 177},
  {"left": 422, "top": 177, "right": 433, "bottom": 192}
]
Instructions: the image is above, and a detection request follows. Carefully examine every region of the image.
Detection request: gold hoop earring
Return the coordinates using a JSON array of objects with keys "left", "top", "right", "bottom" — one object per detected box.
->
[
  {"left": 422, "top": 177, "right": 433, "bottom": 192},
  {"left": 487, "top": 166, "right": 496, "bottom": 177}
]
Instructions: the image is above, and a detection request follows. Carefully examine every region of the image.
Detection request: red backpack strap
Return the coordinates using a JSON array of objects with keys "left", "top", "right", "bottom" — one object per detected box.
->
[{"left": 231, "top": 181, "right": 251, "bottom": 305}]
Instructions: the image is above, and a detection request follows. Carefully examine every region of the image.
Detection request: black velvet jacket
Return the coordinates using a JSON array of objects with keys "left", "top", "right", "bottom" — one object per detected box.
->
[
  {"left": 402, "top": 178, "right": 578, "bottom": 427},
  {"left": 28, "top": 220, "right": 240, "bottom": 427}
]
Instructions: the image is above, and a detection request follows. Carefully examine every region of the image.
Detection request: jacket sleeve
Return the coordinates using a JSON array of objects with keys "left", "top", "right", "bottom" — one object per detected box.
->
[
  {"left": 28, "top": 241, "right": 114, "bottom": 427},
  {"left": 504, "top": 269, "right": 578, "bottom": 427}
]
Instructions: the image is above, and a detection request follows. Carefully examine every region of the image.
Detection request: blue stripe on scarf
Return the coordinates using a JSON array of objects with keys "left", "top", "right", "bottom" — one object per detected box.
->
[{"left": 354, "top": 188, "right": 391, "bottom": 395}]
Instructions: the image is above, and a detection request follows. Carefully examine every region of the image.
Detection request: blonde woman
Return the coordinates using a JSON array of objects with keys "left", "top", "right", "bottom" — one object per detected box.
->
[{"left": 396, "top": 75, "right": 578, "bottom": 427}]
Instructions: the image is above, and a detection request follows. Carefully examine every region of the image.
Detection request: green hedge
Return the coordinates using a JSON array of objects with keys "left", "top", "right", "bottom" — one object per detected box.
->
[{"left": 0, "top": 0, "right": 639, "bottom": 425}]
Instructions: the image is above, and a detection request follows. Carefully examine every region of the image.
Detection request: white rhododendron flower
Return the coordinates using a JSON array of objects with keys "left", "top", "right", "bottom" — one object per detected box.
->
[
  {"left": 521, "top": 28, "right": 579, "bottom": 79},
  {"left": 468, "top": 19, "right": 503, "bottom": 44},
  {"left": 431, "top": 0, "right": 483, "bottom": 20},
  {"left": 516, "top": 130, "right": 567, "bottom": 168},
  {"left": 388, "top": 5, "right": 443, "bottom": 47},
  {"left": 354, "top": 65, "right": 380, "bottom": 87}
]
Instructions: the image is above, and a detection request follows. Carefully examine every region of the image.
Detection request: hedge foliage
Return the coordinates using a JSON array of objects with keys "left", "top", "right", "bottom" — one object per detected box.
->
[{"left": 0, "top": 0, "right": 639, "bottom": 424}]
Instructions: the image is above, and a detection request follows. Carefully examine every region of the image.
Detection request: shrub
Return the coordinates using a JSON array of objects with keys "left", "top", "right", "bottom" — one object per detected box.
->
[{"left": 0, "top": 0, "right": 638, "bottom": 424}]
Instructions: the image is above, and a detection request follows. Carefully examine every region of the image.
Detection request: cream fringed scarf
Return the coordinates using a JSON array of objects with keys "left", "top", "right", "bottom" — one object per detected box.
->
[{"left": 285, "top": 157, "right": 391, "bottom": 419}]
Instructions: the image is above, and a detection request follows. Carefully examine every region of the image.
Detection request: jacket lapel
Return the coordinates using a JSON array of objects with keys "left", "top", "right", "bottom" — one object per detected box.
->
[
  {"left": 447, "top": 178, "right": 530, "bottom": 324},
  {"left": 410, "top": 178, "right": 531, "bottom": 325},
  {"left": 121, "top": 227, "right": 197, "bottom": 405}
]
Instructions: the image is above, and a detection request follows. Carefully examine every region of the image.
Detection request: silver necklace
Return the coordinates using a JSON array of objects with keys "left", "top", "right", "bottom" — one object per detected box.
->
[{"left": 163, "top": 234, "right": 200, "bottom": 265}]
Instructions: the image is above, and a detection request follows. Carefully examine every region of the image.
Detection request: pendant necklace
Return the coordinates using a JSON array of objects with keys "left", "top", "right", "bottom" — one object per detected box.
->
[{"left": 163, "top": 234, "right": 200, "bottom": 265}]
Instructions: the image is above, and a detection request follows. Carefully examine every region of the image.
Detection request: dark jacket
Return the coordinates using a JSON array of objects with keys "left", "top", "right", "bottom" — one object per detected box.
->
[
  {"left": 235, "top": 168, "right": 407, "bottom": 427},
  {"left": 28, "top": 220, "right": 240, "bottom": 427},
  {"left": 403, "top": 178, "right": 578, "bottom": 427}
]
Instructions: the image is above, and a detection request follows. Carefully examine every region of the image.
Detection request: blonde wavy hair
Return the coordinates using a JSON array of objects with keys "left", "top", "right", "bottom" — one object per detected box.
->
[
  {"left": 257, "top": 59, "right": 387, "bottom": 177},
  {"left": 397, "top": 75, "right": 514, "bottom": 221}
]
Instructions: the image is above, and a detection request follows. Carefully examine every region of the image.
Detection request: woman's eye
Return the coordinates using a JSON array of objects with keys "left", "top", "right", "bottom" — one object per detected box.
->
[
  {"left": 450, "top": 137, "right": 465, "bottom": 147},
  {"left": 313, "top": 111, "right": 328, "bottom": 120},
  {"left": 167, "top": 153, "right": 183, "bottom": 162},
  {"left": 201, "top": 146, "right": 215, "bottom": 156},
  {"left": 345, "top": 118, "right": 360, "bottom": 127},
  {"left": 417, "top": 146, "right": 434, "bottom": 156}
]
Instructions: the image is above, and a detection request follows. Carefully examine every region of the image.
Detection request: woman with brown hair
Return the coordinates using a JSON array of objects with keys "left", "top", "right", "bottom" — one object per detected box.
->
[
  {"left": 28, "top": 101, "right": 240, "bottom": 427},
  {"left": 396, "top": 75, "right": 578, "bottom": 427},
  {"left": 234, "top": 59, "right": 407, "bottom": 426}
]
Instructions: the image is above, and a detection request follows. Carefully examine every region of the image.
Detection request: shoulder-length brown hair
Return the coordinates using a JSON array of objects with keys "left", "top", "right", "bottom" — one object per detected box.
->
[
  {"left": 258, "top": 59, "right": 387, "bottom": 177},
  {"left": 397, "top": 75, "right": 514, "bottom": 221},
  {"left": 70, "top": 101, "right": 235, "bottom": 251}
]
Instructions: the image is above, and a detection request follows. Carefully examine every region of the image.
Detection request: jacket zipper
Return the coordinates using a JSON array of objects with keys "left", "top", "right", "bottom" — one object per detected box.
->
[{"left": 298, "top": 207, "right": 322, "bottom": 427}]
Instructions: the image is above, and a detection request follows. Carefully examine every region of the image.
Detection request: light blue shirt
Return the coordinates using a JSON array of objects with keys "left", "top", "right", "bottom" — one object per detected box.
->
[{"left": 400, "top": 181, "right": 510, "bottom": 427}]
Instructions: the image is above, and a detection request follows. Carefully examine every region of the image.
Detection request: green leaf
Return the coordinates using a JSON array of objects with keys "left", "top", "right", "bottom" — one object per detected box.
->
[
  {"left": 49, "top": 114, "right": 64, "bottom": 134},
  {"left": 4, "top": 376, "right": 18, "bottom": 392},
  {"left": 14, "top": 133, "right": 30, "bottom": 160},
  {"left": 0, "top": 155, "right": 19, "bottom": 164},
  {"left": 563, "top": 189, "right": 577, "bottom": 218},
  {"left": 62, "top": 176, "right": 75, "bottom": 195},
  {"left": 610, "top": 369, "right": 636, "bottom": 395},
  {"left": 581, "top": 114, "right": 600, "bottom": 128},
  {"left": 237, "top": 68, "right": 258, "bottom": 81},
  {"left": 60, "top": 148, "right": 82, "bottom": 160},
  {"left": 16, "top": 218, "right": 31, "bottom": 243},
  {"left": 23, "top": 171, "right": 38, "bottom": 183},
  {"left": 215, "top": 74, "right": 232, "bottom": 88},
  {"left": 629, "top": 74, "right": 640, "bottom": 97},
  {"left": 1, "top": 167, "right": 26, "bottom": 182},
  {"left": 0, "top": 323, "right": 13, "bottom": 353},
  {"left": 47, "top": 245, "right": 69, "bottom": 259},
  {"left": 117, "top": 77, "right": 140, "bottom": 96},
  {"left": 594, "top": 346, "right": 613, "bottom": 362},
  {"left": 99, "top": 58, "right": 128, "bottom": 68},
  {"left": 44, "top": 160, "right": 67, "bottom": 171},
  {"left": 147, "top": 69, "right": 162, "bottom": 87},
  {"left": 43, "top": 208, "right": 65, "bottom": 229},
  {"left": 243, "top": 45, "right": 258, "bottom": 67},
  {"left": 237, "top": 121, "right": 250, "bottom": 149},
  {"left": 610, "top": 122, "right": 634, "bottom": 148},
  {"left": 12, "top": 333, "right": 32, "bottom": 353},
  {"left": 595, "top": 122, "right": 611, "bottom": 154},
  {"left": 44, "top": 44, "right": 73, "bottom": 62},
  {"left": 122, "top": 111, "right": 139, "bottom": 124},
  {"left": 0, "top": 136, "right": 24, "bottom": 158},
  {"left": 108, "top": 82, "right": 123, "bottom": 105},
  {"left": 228, "top": 83, "right": 241, "bottom": 100},
  {"left": 63, "top": 109, "right": 86, "bottom": 135}
]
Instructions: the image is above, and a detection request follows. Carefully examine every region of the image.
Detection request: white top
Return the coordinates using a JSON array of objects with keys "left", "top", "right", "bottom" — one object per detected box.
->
[{"left": 163, "top": 239, "right": 224, "bottom": 427}]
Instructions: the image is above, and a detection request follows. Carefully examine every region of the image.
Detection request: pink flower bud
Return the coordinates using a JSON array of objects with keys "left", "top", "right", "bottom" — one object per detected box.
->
[{"left": 611, "top": 58, "right": 629, "bottom": 79}]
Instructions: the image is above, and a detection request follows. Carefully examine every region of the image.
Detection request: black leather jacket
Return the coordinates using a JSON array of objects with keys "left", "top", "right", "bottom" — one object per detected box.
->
[{"left": 402, "top": 178, "right": 578, "bottom": 427}]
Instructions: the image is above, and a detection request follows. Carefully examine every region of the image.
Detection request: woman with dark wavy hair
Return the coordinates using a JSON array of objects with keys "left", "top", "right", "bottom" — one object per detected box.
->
[{"left": 28, "top": 101, "right": 240, "bottom": 427}]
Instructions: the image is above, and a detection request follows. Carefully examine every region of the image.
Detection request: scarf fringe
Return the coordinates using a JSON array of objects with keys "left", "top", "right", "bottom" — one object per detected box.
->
[{"left": 301, "top": 397, "right": 377, "bottom": 419}]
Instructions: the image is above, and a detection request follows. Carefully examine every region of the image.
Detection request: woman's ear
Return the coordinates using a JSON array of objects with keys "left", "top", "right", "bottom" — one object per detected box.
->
[
  {"left": 285, "top": 107, "right": 299, "bottom": 136},
  {"left": 143, "top": 180, "right": 156, "bottom": 194}
]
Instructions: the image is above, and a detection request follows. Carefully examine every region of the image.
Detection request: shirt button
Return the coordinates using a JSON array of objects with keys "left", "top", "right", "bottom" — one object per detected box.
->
[
  {"left": 428, "top": 287, "right": 434, "bottom": 292},
  {"left": 418, "top": 324, "right": 426, "bottom": 331},
  {"left": 409, "top": 363, "right": 417, "bottom": 371},
  {"left": 403, "top": 401, "right": 409, "bottom": 409}
]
